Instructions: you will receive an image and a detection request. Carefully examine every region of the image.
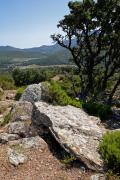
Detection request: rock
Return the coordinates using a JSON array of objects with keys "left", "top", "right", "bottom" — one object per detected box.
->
[
  {"left": 8, "top": 122, "right": 29, "bottom": 137},
  {"left": 11, "top": 101, "right": 33, "bottom": 122},
  {"left": 8, "top": 136, "right": 47, "bottom": 151},
  {"left": 20, "top": 136, "right": 47, "bottom": 149},
  {"left": 33, "top": 102, "right": 106, "bottom": 171},
  {"left": 20, "top": 83, "right": 42, "bottom": 103},
  {"left": 6, "top": 91, "right": 16, "bottom": 100},
  {"left": 20, "top": 82, "right": 50, "bottom": 103},
  {"left": 0, "top": 133, "right": 20, "bottom": 144},
  {"left": 8, "top": 148, "right": 27, "bottom": 166},
  {"left": 90, "top": 174, "right": 106, "bottom": 180}
]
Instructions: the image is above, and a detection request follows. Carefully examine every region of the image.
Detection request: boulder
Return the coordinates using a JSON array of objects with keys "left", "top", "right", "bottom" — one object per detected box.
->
[
  {"left": 9, "top": 136, "right": 47, "bottom": 150},
  {"left": 11, "top": 101, "right": 33, "bottom": 122},
  {"left": 90, "top": 174, "right": 106, "bottom": 180},
  {"left": 20, "top": 82, "right": 50, "bottom": 103},
  {"left": 8, "top": 148, "right": 27, "bottom": 166},
  {"left": 32, "top": 102, "right": 106, "bottom": 171},
  {"left": 8, "top": 122, "right": 29, "bottom": 137},
  {"left": 0, "top": 133, "right": 20, "bottom": 144}
]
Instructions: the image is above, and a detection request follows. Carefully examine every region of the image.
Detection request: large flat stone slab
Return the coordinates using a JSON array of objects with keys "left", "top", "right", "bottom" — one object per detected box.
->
[{"left": 32, "top": 102, "right": 106, "bottom": 171}]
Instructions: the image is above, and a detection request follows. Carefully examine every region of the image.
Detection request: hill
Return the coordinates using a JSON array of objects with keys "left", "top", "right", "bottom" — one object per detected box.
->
[{"left": 0, "top": 44, "right": 72, "bottom": 71}]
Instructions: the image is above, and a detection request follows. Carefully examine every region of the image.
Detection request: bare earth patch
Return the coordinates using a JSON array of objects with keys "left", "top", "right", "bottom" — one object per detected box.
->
[{"left": 0, "top": 144, "right": 91, "bottom": 180}]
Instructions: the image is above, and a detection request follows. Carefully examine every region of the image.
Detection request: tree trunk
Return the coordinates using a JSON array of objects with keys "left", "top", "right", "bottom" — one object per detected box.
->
[{"left": 107, "top": 78, "right": 120, "bottom": 105}]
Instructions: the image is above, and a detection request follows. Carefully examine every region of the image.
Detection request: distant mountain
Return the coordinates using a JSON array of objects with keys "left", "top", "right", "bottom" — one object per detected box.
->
[
  {"left": 0, "top": 43, "right": 72, "bottom": 71},
  {"left": 0, "top": 46, "right": 22, "bottom": 52}
]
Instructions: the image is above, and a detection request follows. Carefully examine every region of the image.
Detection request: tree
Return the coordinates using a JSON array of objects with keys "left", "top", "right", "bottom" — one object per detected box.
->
[{"left": 51, "top": 0, "right": 120, "bottom": 104}]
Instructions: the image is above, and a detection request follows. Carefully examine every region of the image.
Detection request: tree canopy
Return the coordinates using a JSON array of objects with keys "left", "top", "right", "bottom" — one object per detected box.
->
[{"left": 51, "top": 0, "right": 120, "bottom": 104}]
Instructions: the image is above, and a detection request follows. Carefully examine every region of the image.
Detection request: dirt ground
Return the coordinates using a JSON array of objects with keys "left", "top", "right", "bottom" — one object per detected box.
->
[{"left": 0, "top": 143, "right": 92, "bottom": 180}]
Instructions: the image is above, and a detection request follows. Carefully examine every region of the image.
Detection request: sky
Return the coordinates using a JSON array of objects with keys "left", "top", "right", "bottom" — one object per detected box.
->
[{"left": 0, "top": 0, "right": 70, "bottom": 48}]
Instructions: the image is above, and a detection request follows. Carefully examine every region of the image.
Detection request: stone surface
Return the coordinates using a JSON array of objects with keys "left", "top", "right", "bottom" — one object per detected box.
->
[
  {"left": 90, "top": 174, "right": 106, "bottom": 180},
  {"left": 0, "top": 133, "right": 20, "bottom": 144},
  {"left": 8, "top": 122, "right": 29, "bottom": 137},
  {"left": 20, "top": 83, "right": 42, "bottom": 103},
  {"left": 33, "top": 102, "right": 106, "bottom": 171},
  {"left": 20, "top": 82, "right": 50, "bottom": 103},
  {"left": 11, "top": 101, "right": 33, "bottom": 122},
  {"left": 20, "top": 136, "right": 47, "bottom": 149},
  {"left": 8, "top": 148, "right": 27, "bottom": 166}
]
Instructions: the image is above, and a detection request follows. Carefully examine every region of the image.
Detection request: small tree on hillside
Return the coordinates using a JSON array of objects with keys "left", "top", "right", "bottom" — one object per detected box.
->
[{"left": 51, "top": 0, "right": 120, "bottom": 104}]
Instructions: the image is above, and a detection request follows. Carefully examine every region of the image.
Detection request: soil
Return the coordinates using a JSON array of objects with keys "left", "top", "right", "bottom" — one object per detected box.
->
[{"left": 0, "top": 143, "right": 92, "bottom": 180}]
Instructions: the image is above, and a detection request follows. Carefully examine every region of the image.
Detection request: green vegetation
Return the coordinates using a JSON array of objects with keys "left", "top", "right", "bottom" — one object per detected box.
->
[
  {"left": 1, "top": 112, "right": 11, "bottom": 126},
  {"left": 99, "top": 131, "right": 120, "bottom": 174},
  {"left": 48, "top": 81, "right": 83, "bottom": 108},
  {"left": 15, "top": 86, "right": 26, "bottom": 100},
  {"left": 61, "top": 154, "right": 76, "bottom": 165},
  {"left": 83, "top": 101, "right": 112, "bottom": 120},
  {"left": 12, "top": 68, "right": 56, "bottom": 86},
  {"left": 0, "top": 91, "right": 4, "bottom": 101},
  {"left": 0, "top": 73, "right": 15, "bottom": 90},
  {"left": 52, "top": 0, "right": 120, "bottom": 105}
]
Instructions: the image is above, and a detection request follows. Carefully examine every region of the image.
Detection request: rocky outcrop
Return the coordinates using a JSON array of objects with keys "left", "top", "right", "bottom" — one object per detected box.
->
[
  {"left": 20, "top": 83, "right": 50, "bottom": 103},
  {"left": 0, "top": 133, "right": 19, "bottom": 144},
  {"left": 90, "top": 174, "right": 106, "bottom": 180},
  {"left": 11, "top": 101, "right": 33, "bottom": 122},
  {"left": 32, "top": 102, "right": 106, "bottom": 171},
  {"left": 8, "top": 148, "right": 27, "bottom": 166}
]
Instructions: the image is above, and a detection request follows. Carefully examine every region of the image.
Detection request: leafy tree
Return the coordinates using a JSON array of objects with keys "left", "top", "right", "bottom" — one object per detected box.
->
[{"left": 51, "top": 0, "right": 120, "bottom": 104}]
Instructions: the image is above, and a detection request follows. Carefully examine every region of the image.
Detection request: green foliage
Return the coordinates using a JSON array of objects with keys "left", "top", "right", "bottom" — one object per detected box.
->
[
  {"left": 15, "top": 87, "right": 26, "bottom": 100},
  {"left": 83, "top": 101, "right": 112, "bottom": 120},
  {"left": 60, "top": 75, "right": 81, "bottom": 98},
  {"left": 61, "top": 154, "right": 76, "bottom": 165},
  {"left": 48, "top": 81, "right": 82, "bottom": 108},
  {"left": 12, "top": 68, "right": 56, "bottom": 86},
  {"left": 52, "top": 0, "right": 120, "bottom": 104},
  {"left": 0, "top": 91, "right": 4, "bottom": 100},
  {"left": 0, "top": 73, "right": 15, "bottom": 90},
  {"left": 2, "top": 112, "right": 11, "bottom": 126},
  {"left": 99, "top": 131, "right": 120, "bottom": 173}
]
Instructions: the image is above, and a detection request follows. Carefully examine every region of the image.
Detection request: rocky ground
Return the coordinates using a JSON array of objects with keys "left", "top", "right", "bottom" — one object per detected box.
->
[
  {"left": 0, "top": 85, "right": 119, "bottom": 180},
  {"left": 0, "top": 89, "right": 92, "bottom": 180}
]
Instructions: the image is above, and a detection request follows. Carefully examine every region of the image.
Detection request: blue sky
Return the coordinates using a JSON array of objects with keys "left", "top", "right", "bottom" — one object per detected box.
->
[{"left": 0, "top": 0, "right": 70, "bottom": 48}]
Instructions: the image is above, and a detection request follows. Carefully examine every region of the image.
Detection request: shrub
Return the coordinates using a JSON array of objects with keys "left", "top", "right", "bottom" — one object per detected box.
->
[
  {"left": 99, "top": 131, "right": 120, "bottom": 173},
  {"left": 15, "top": 87, "right": 26, "bottom": 100},
  {"left": 2, "top": 112, "right": 11, "bottom": 126},
  {"left": 48, "top": 81, "right": 82, "bottom": 108},
  {"left": 48, "top": 81, "right": 72, "bottom": 106},
  {"left": 12, "top": 68, "right": 56, "bottom": 86},
  {"left": 83, "top": 101, "right": 112, "bottom": 120},
  {"left": 0, "top": 73, "right": 15, "bottom": 90},
  {"left": 0, "top": 91, "right": 4, "bottom": 101}
]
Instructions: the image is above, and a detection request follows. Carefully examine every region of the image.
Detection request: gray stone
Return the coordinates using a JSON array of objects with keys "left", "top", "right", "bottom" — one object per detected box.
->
[
  {"left": 20, "top": 83, "right": 42, "bottom": 103},
  {"left": 20, "top": 82, "right": 50, "bottom": 103},
  {"left": 20, "top": 136, "right": 47, "bottom": 149},
  {"left": 11, "top": 101, "right": 33, "bottom": 122},
  {"left": 0, "top": 133, "right": 20, "bottom": 144},
  {"left": 8, "top": 122, "right": 29, "bottom": 137},
  {"left": 33, "top": 102, "right": 106, "bottom": 171},
  {"left": 8, "top": 148, "right": 27, "bottom": 166},
  {"left": 90, "top": 174, "right": 106, "bottom": 180}
]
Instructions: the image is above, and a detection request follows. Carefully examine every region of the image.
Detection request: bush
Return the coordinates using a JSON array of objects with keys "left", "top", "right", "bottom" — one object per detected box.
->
[
  {"left": 12, "top": 68, "right": 56, "bottom": 86},
  {"left": 2, "top": 112, "right": 11, "bottom": 126},
  {"left": 0, "top": 73, "right": 15, "bottom": 90},
  {"left": 48, "top": 81, "right": 82, "bottom": 108},
  {"left": 83, "top": 101, "right": 112, "bottom": 120},
  {"left": 99, "top": 131, "right": 120, "bottom": 173},
  {"left": 15, "top": 87, "right": 26, "bottom": 100}
]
